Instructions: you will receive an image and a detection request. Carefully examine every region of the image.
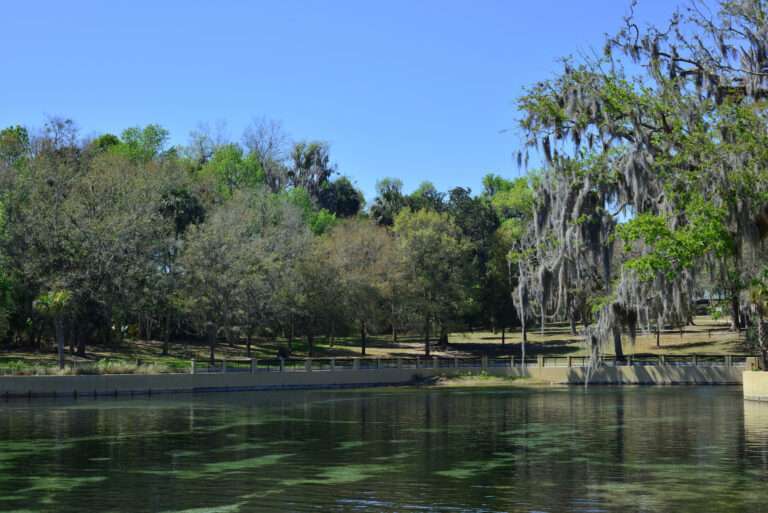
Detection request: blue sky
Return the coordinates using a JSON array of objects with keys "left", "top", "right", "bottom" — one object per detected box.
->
[{"left": 2, "top": 1, "right": 684, "bottom": 201}]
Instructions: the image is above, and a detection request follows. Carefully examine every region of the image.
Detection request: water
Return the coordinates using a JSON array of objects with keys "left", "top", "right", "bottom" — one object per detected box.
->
[{"left": 0, "top": 386, "right": 766, "bottom": 512}]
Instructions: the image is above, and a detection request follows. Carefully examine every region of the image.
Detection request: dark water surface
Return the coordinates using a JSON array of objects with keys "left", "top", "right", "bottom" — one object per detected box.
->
[{"left": 0, "top": 386, "right": 767, "bottom": 513}]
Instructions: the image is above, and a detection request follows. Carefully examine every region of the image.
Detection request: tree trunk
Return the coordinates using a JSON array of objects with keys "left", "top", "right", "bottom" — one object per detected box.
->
[
  {"left": 207, "top": 324, "right": 217, "bottom": 364},
  {"left": 288, "top": 317, "right": 294, "bottom": 351},
  {"left": 54, "top": 317, "right": 65, "bottom": 369},
  {"left": 570, "top": 314, "right": 577, "bottom": 336},
  {"left": 439, "top": 326, "right": 448, "bottom": 347},
  {"left": 68, "top": 323, "right": 75, "bottom": 356},
  {"left": 246, "top": 332, "right": 252, "bottom": 357},
  {"left": 731, "top": 293, "right": 741, "bottom": 331},
  {"left": 424, "top": 316, "right": 431, "bottom": 358},
  {"left": 759, "top": 312, "right": 767, "bottom": 370},
  {"left": 501, "top": 326, "right": 506, "bottom": 345},
  {"left": 162, "top": 313, "right": 171, "bottom": 356},
  {"left": 522, "top": 317, "right": 528, "bottom": 344},
  {"left": 613, "top": 328, "right": 625, "bottom": 361},
  {"left": 360, "top": 320, "right": 367, "bottom": 356},
  {"left": 307, "top": 333, "right": 314, "bottom": 357},
  {"left": 76, "top": 326, "right": 86, "bottom": 357}
]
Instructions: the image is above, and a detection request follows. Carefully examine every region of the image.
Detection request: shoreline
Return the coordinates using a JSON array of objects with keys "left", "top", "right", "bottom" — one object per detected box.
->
[{"left": 0, "top": 363, "right": 748, "bottom": 401}]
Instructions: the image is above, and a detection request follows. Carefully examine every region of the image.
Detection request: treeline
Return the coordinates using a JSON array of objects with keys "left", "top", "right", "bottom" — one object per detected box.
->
[{"left": 0, "top": 118, "right": 532, "bottom": 365}]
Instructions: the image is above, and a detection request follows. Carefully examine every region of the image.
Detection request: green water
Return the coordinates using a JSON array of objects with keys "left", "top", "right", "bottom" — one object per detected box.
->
[{"left": 0, "top": 386, "right": 766, "bottom": 512}]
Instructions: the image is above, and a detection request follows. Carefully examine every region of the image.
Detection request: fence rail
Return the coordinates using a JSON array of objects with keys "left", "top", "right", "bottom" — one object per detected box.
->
[{"left": 191, "top": 354, "right": 753, "bottom": 374}]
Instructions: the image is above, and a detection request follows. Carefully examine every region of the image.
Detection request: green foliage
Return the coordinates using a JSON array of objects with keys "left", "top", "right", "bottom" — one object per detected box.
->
[
  {"left": 309, "top": 209, "right": 337, "bottom": 235},
  {"left": 617, "top": 197, "right": 732, "bottom": 280},
  {"left": 114, "top": 124, "right": 170, "bottom": 163},
  {"left": 408, "top": 181, "right": 445, "bottom": 212},
  {"left": 318, "top": 176, "right": 364, "bottom": 217},
  {"left": 489, "top": 177, "right": 534, "bottom": 221},
  {"left": 33, "top": 290, "right": 72, "bottom": 316},
  {"left": 199, "top": 144, "right": 264, "bottom": 197},
  {"left": 394, "top": 208, "right": 473, "bottom": 335},
  {"left": 0, "top": 115, "right": 533, "bottom": 357},
  {"left": 370, "top": 178, "right": 406, "bottom": 226},
  {"left": 0, "top": 125, "right": 30, "bottom": 168}
]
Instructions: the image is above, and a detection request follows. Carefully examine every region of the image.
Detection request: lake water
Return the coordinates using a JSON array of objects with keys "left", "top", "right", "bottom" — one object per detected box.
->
[{"left": 0, "top": 386, "right": 767, "bottom": 512}]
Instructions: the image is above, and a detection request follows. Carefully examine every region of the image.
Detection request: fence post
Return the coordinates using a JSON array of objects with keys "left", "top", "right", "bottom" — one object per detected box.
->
[
  {"left": 222, "top": 358, "right": 227, "bottom": 373},
  {"left": 396, "top": 358, "right": 403, "bottom": 369},
  {"left": 250, "top": 358, "right": 255, "bottom": 374},
  {"left": 454, "top": 357, "right": 459, "bottom": 369},
  {"left": 726, "top": 355, "right": 733, "bottom": 367},
  {"left": 190, "top": 359, "right": 196, "bottom": 375},
  {"left": 537, "top": 355, "right": 544, "bottom": 368},
  {"left": 305, "top": 358, "right": 312, "bottom": 372},
  {"left": 627, "top": 355, "right": 632, "bottom": 366},
  {"left": 353, "top": 358, "right": 360, "bottom": 370},
  {"left": 481, "top": 355, "right": 489, "bottom": 371},
  {"left": 376, "top": 358, "right": 381, "bottom": 369},
  {"left": 509, "top": 356, "right": 515, "bottom": 369},
  {"left": 567, "top": 356, "right": 573, "bottom": 368},
  {"left": 691, "top": 355, "right": 697, "bottom": 366},
  {"left": 660, "top": 354, "right": 666, "bottom": 365},
  {"left": 432, "top": 357, "right": 438, "bottom": 369},
  {"left": 279, "top": 358, "right": 285, "bottom": 372},
  {"left": 416, "top": 357, "right": 420, "bottom": 369},
  {"left": 330, "top": 358, "right": 336, "bottom": 371}
]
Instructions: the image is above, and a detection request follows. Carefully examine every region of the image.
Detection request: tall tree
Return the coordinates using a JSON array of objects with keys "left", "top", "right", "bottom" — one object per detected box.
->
[
  {"left": 370, "top": 178, "right": 407, "bottom": 226},
  {"left": 394, "top": 208, "right": 472, "bottom": 356},
  {"left": 322, "top": 219, "right": 394, "bottom": 355}
]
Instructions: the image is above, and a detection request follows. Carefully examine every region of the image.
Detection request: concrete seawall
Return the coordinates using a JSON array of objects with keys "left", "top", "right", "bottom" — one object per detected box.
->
[
  {"left": 0, "top": 364, "right": 746, "bottom": 399},
  {"left": 743, "top": 371, "right": 768, "bottom": 401}
]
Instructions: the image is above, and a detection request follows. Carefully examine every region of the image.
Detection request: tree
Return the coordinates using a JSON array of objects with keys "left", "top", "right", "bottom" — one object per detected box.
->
[
  {"left": 394, "top": 208, "right": 472, "bottom": 356},
  {"left": 514, "top": 1, "right": 768, "bottom": 362},
  {"left": 116, "top": 124, "right": 170, "bottom": 163},
  {"left": 199, "top": 143, "right": 264, "bottom": 197},
  {"left": 0, "top": 204, "right": 14, "bottom": 343},
  {"left": 322, "top": 219, "right": 394, "bottom": 355},
  {"left": 178, "top": 193, "right": 255, "bottom": 362},
  {"left": 33, "top": 289, "right": 71, "bottom": 368},
  {"left": 243, "top": 117, "right": 289, "bottom": 193},
  {"left": 288, "top": 141, "right": 335, "bottom": 199},
  {"left": 318, "top": 176, "right": 364, "bottom": 217},
  {"left": 749, "top": 269, "right": 768, "bottom": 369},
  {"left": 446, "top": 187, "right": 498, "bottom": 329},
  {"left": 408, "top": 181, "right": 445, "bottom": 212},
  {"left": 370, "top": 178, "right": 406, "bottom": 226},
  {"left": 0, "top": 125, "right": 30, "bottom": 169}
]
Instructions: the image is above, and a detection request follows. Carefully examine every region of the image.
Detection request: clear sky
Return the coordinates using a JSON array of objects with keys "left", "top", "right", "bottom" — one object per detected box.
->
[{"left": 2, "top": 1, "right": 684, "bottom": 201}]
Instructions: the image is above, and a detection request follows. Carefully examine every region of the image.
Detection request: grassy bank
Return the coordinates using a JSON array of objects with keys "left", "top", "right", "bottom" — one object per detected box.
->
[
  {"left": 424, "top": 372, "right": 557, "bottom": 388},
  {"left": 0, "top": 316, "right": 749, "bottom": 376}
]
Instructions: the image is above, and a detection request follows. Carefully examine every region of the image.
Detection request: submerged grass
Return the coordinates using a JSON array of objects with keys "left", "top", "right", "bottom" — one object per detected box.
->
[
  {"left": 142, "top": 453, "right": 293, "bottom": 480},
  {"left": 282, "top": 463, "right": 400, "bottom": 486}
]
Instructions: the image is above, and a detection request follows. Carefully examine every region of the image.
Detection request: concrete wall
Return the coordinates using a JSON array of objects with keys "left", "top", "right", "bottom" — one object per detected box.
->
[
  {"left": 0, "top": 364, "right": 745, "bottom": 399},
  {"left": 742, "top": 371, "right": 768, "bottom": 401},
  {"left": 518, "top": 365, "right": 744, "bottom": 385}
]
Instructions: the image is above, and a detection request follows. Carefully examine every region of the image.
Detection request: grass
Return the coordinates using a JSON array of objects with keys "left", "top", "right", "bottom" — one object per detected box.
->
[
  {"left": 0, "top": 316, "right": 751, "bottom": 376},
  {"left": 0, "top": 359, "right": 172, "bottom": 376},
  {"left": 426, "top": 372, "right": 551, "bottom": 388}
]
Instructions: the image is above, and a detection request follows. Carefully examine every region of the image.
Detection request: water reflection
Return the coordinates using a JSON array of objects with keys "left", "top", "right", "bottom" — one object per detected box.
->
[{"left": 0, "top": 387, "right": 763, "bottom": 512}]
